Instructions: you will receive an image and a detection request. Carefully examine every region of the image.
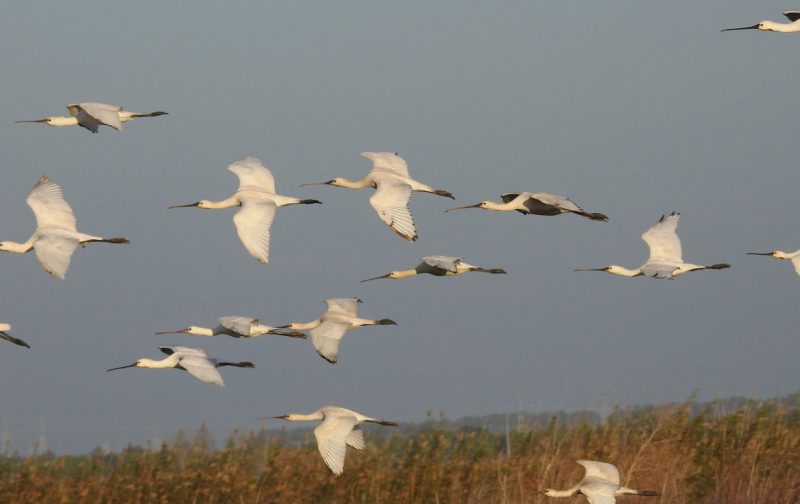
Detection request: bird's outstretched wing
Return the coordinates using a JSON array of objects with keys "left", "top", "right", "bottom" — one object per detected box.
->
[
  {"left": 530, "top": 192, "right": 583, "bottom": 212},
  {"left": 33, "top": 235, "right": 79, "bottom": 280},
  {"left": 325, "top": 298, "right": 360, "bottom": 317},
  {"left": 310, "top": 320, "right": 351, "bottom": 363},
  {"left": 579, "top": 482, "right": 618, "bottom": 504},
  {"left": 218, "top": 316, "right": 257, "bottom": 336},
  {"left": 792, "top": 256, "right": 800, "bottom": 277},
  {"left": 361, "top": 152, "right": 410, "bottom": 178},
  {"left": 233, "top": 200, "right": 277, "bottom": 264},
  {"left": 422, "top": 255, "right": 461, "bottom": 273},
  {"left": 71, "top": 103, "right": 123, "bottom": 131},
  {"left": 784, "top": 11, "right": 800, "bottom": 21},
  {"left": 642, "top": 212, "right": 682, "bottom": 262},
  {"left": 27, "top": 176, "right": 77, "bottom": 232},
  {"left": 179, "top": 354, "right": 225, "bottom": 386},
  {"left": 228, "top": 156, "right": 276, "bottom": 193},
  {"left": 369, "top": 182, "right": 417, "bottom": 241},
  {"left": 578, "top": 460, "right": 621, "bottom": 486},
  {"left": 160, "top": 346, "right": 208, "bottom": 357},
  {"left": 314, "top": 412, "right": 358, "bottom": 475}
]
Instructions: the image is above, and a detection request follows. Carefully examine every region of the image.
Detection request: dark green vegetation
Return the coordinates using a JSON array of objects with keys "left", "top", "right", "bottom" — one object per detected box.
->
[{"left": 1, "top": 395, "right": 799, "bottom": 503}]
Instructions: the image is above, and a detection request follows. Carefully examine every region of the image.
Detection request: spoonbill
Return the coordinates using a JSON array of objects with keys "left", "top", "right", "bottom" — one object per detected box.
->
[
  {"left": 0, "top": 176, "right": 128, "bottom": 279},
  {"left": 278, "top": 298, "right": 396, "bottom": 364},
  {"left": 722, "top": 11, "right": 800, "bottom": 33},
  {"left": 542, "top": 460, "right": 660, "bottom": 503},
  {"left": 447, "top": 192, "right": 608, "bottom": 221},
  {"left": 267, "top": 405, "right": 398, "bottom": 475},
  {"left": 0, "top": 323, "right": 30, "bottom": 348},
  {"left": 574, "top": 212, "right": 730, "bottom": 279},
  {"left": 747, "top": 248, "right": 800, "bottom": 277},
  {"left": 301, "top": 151, "right": 454, "bottom": 241},
  {"left": 362, "top": 255, "right": 506, "bottom": 282},
  {"left": 155, "top": 316, "right": 307, "bottom": 339},
  {"left": 16, "top": 102, "right": 167, "bottom": 133},
  {"left": 107, "top": 346, "right": 254, "bottom": 387},
  {"left": 169, "top": 156, "right": 321, "bottom": 264}
]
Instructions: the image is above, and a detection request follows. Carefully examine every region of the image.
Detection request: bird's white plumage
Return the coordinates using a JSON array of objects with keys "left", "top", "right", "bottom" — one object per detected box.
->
[
  {"left": 33, "top": 234, "right": 79, "bottom": 280},
  {"left": 27, "top": 177, "right": 77, "bottom": 232},
  {"left": 422, "top": 255, "right": 462, "bottom": 273},
  {"left": 793, "top": 256, "right": 800, "bottom": 276},
  {"left": 310, "top": 320, "right": 351, "bottom": 363},
  {"left": 228, "top": 156, "right": 276, "bottom": 193},
  {"left": 0, "top": 323, "right": 10, "bottom": 332},
  {"left": 218, "top": 316, "right": 258, "bottom": 336},
  {"left": 314, "top": 411, "right": 359, "bottom": 476},
  {"left": 369, "top": 182, "right": 416, "bottom": 241},
  {"left": 161, "top": 346, "right": 224, "bottom": 386},
  {"left": 68, "top": 103, "right": 123, "bottom": 132},
  {"left": 233, "top": 200, "right": 276, "bottom": 264},
  {"left": 325, "top": 298, "right": 361, "bottom": 317},
  {"left": 362, "top": 151, "right": 411, "bottom": 178},
  {"left": 578, "top": 460, "right": 621, "bottom": 486},
  {"left": 642, "top": 212, "right": 682, "bottom": 262}
]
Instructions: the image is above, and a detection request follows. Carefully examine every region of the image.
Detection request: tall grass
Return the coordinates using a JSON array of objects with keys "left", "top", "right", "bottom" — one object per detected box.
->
[{"left": 1, "top": 397, "right": 798, "bottom": 503}]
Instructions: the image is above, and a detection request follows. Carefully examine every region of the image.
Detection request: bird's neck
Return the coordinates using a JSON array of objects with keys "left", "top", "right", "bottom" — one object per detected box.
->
[
  {"left": 394, "top": 269, "right": 419, "bottom": 279},
  {"left": 49, "top": 116, "right": 80, "bottom": 127},
  {"left": 608, "top": 265, "right": 643, "bottom": 277},
  {"left": 191, "top": 326, "right": 216, "bottom": 337},
  {"left": 482, "top": 200, "right": 516, "bottom": 211},
  {"left": 201, "top": 196, "right": 241, "bottom": 209},
  {"left": 140, "top": 356, "right": 179, "bottom": 369},
  {"left": 0, "top": 239, "right": 34, "bottom": 254},
  {"left": 335, "top": 177, "right": 372, "bottom": 189},
  {"left": 287, "top": 320, "right": 321, "bottom": 331},
  {"left": 778, "top": 249, "right": 800, "bottom": 259},
  {"left": 546, "top": 485, "right": 580, "bottom": 498},
  {"left": 765, "top": 21, "right": 800, "bottom": 32},
  {"left": 285, "top": 411, "right": 325, "bottom": 422}
]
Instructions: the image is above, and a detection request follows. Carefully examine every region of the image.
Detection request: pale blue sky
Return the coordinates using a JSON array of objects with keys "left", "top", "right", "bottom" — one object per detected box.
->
[{"left": 1, "top": 2, "right": 798, "bottom": 453}]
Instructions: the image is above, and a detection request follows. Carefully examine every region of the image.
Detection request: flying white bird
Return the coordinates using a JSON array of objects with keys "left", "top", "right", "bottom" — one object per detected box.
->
[
  {"left": 447, "top": 192, "right": 608, "bottom": 221},
  {"left": 574, "top": 212, "right": 730, "bottom": 279},
  {"left": 278, "top": 298, "right": 396, "bottom": 364},
  {"left": 0, "top": 323, "right": 30, "bottom": 348},
  {"left": 722, "top": 11, "right": 800, "bottom": 33},
  {"left": 301, "top": 151, "right": 454, "bottom": 241},
  {"left": 107, "top": 346, "right": 254, "bottom": 387},
  {"left": 362, "top": 255, "right": 506, "bottom": 282},
  {"left": 16, "top": 102, "right": 167, "bottom": 133},
  {"left": 542, "top": 460, "right": 660, "bottom": 503},
  {"left": 0, "top": 176, "right": 128, "bottom": 279},
  {"left": 169, "top": 156, "right": 321, "bottom": 264},
  {"left": 155, "top": 316, "right": 307, "bottom": 339},
  {"left": 747, "top": 248, "right": 800, "bottom": 277},
  {"left": 267, "top": 405, "right": 397, "bottom": 475}
]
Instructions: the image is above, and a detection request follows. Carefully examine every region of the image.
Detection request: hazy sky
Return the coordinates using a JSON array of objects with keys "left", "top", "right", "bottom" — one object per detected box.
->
[{"left": 1, "top": 2, "right": 798, "bottom": 453}]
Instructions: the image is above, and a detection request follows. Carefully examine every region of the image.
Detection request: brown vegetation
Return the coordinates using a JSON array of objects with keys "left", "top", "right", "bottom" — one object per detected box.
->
[{"left": 1, "top": 397, "right": 799, "bottom": 503}]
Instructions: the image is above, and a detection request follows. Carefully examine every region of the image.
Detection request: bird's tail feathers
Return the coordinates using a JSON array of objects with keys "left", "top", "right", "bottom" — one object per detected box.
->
[
  {"left": 131, "top": 111, "right": 168, "bottom": 118},
  {"left": 85, "top": 237, "right": 129, "bottom": 245},
  {"left": 433, "top": 189, "right": 455, "bottom": 199},
  {"left": 218, "top": 361, "right": 255, "bottom": 368},
  {"left": 471, "top": 267, "right": 507, "bottom": 274},
  {"left": 706, "top": 263, "right": 731, "bottom": 270},
  {"left": 367, "top": 419, "right": 399, "bottom": 427},
  {"left": 575, "top": 211, "right": 609, "bottom": 222}
]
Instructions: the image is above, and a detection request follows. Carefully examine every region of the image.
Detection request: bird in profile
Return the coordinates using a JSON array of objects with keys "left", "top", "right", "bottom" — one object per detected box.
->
[
  {"left": 0, "top": 323, "right": 30, "bottom": 348},
  {"left": 169, "top": 156, "right": 321, "bottom": 264},
  {"left": 107, "top": 346, "right": 254, "bottom": 387},
  {"left": 301, "top": 151, "right": 454, "bottom": 241},
  {"left": 267, "top": 405, "right": 398, "bottom": 475},
  {"left": 362, "top": 255, "right": 506, "bottom": 282},
  {"left": 278, "top": 298, "right": 396, "bottom": 364},
  {"left": 156, "top": 316, "right": 307, "bottom": 339},
  {"left": 447, "top": 192, "right": 607, "bottom": 221},
  {"left": 574, "top": 212, "right": 730, "bottom": 279},
  {"left": 542, "top": 460, "right": 660, "bottom": 503},
  {"left": 722, "top": 11, "right": 800, "bottom": 33},
  {"left": 0, "top": 176, "right": 128, "bottom": 279},
  {"left": 16, "top": 102, "right": 167, "bottom": 133},
  {"left": 747, "top": 248, "right": 800, "bottom": 277}
]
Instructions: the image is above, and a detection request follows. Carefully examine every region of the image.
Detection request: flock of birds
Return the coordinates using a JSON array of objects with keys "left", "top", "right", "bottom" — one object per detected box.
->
[{"left": 3, "top": 10, "right": 798, "bottom": 498}]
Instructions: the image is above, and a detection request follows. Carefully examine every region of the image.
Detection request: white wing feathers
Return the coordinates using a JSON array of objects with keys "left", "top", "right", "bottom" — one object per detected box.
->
[
  {"left": 233, "top": 201, "right": 276, "bottom": 264},
  {"left": 792, "top": 256, "right": 800, "bottom": 277},
  {"left": 179, "top": 354, "right": 225, "bottom": 387},
  {"left": 642, "top": 212, "right": 682, "bottom": 262},
  {"left": 361, "top": 151, "right": 410, "bottom": 178},
  {"left": 578, "top": 460, "right": 622, "bottom": 504},
  {"left": 228, "top": 156, "right": 276, "bottom": 193},
  {"left": 346, "top": 428, "right": 365, "bottom": 450},
  {"left": 33, "top": 235, "right": 79, "bottom": 280},
  {"left": 314, "top": 413, "right": 358, "bottom": 475},
  {"left": 69, "top": 103, "right": 123, "bottom": 131},
  {"left": 27, "top": 177, "right": 77, "bottom": 231},
  {"left": 578, "top": 460, "right": 621, "bottom": 485},
  {"left": 310, "top": 320, "right": 351, "bottom": 363},
  {"left": 218, "top": 316, "right": 257, "bottom": 336},
  {"left": 422, "top": 256, "right": 461, "bottom": 273},
  {"left": 369, "top": 182, "right": 417, "bottom": 241},
  {"left": 325, "top": 298, "right": 361, "bottom": 317}
]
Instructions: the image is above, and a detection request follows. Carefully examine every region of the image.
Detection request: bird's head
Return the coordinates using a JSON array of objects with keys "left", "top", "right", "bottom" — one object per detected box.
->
[
  {"left": 722, "top": 21, "right": 772, "bottom": 32},
  {"left": 107, "top": 360, "right": 145, "bottom": 372},
  {"left": 541, "top": 489, "right": 558, "bottom": 497},
  {"left": 301, "top": 178, "right": 345, "bottom": 188},
  {"left": 154, "top": 326, "right": 194, "bottom": 335},
  {"left": 16, "top": 117, "right": 56, "bottom": 126},
  {"left": 361, "top": 271, "right": 400, "bottom": 282},
  {"left": 0, "top": 241, "right": 10, "bottom": 252},
  {"left": 168, "top": 200, "right": 210, "bottom": 209},
  {"left": 747, "top": 250, "right": 784, "bottom": 259}
]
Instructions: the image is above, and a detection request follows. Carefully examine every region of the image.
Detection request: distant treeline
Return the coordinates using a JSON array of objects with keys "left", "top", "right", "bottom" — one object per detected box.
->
[{"left": 1, "top": 394, "right": 799, "bottom": 503}]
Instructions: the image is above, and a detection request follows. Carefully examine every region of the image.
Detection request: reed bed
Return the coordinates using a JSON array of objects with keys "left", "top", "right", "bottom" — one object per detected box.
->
[{"left": 1, "top": 397, "right": 798, "bottom": 503}]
